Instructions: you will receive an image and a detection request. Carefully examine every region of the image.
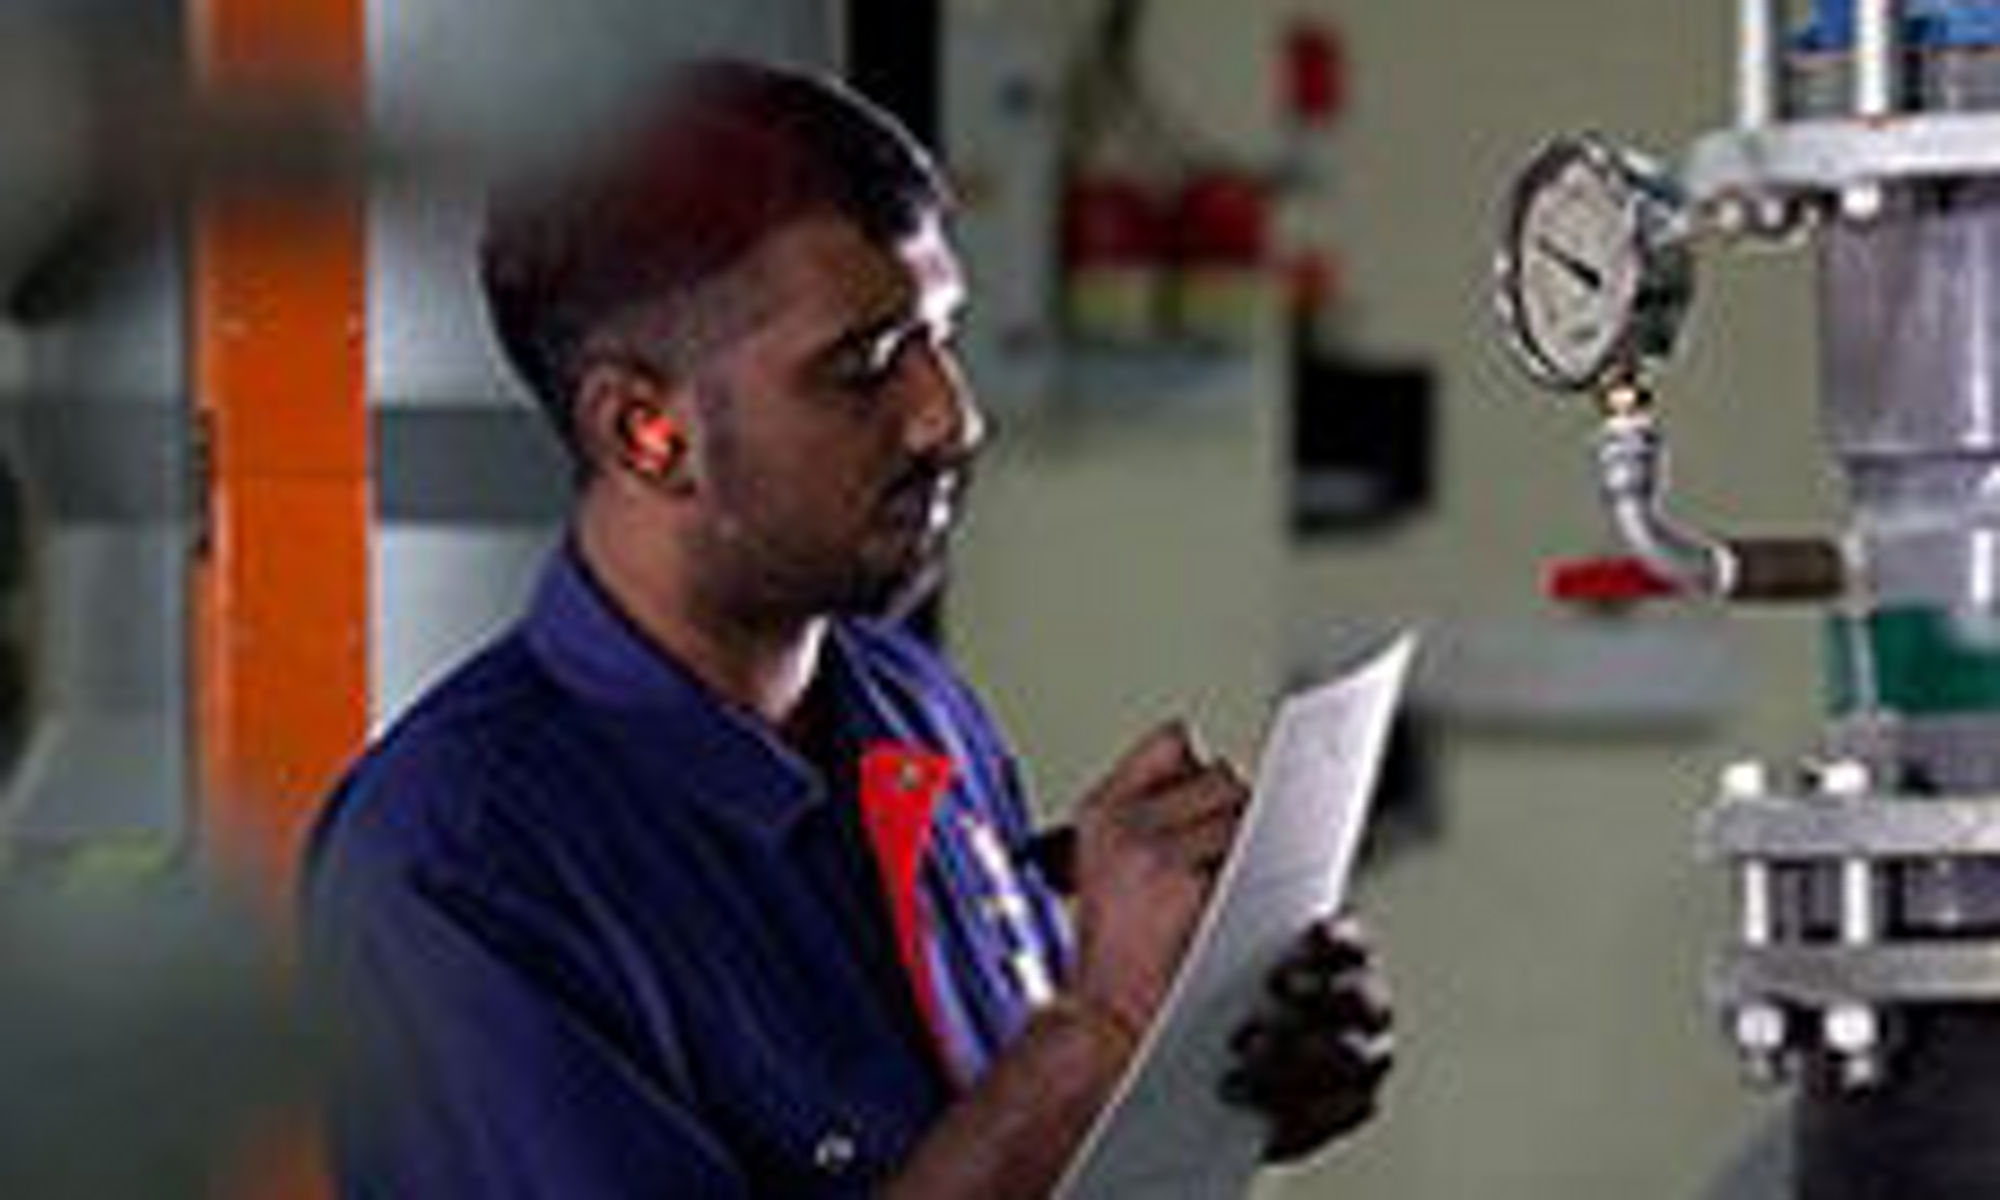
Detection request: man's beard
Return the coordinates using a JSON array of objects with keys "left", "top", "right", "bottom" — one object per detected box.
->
[
  {"left": 866, "top": 531, "right": 952, "bottom": 624},
  {"left": 695, "top": 468, "right": 968, "bottom": 625},
  {"left": 691, "top": 376, "right": 971, "bottom": 624},
  {"left": 842, "top": 472, "right": 962, "bottom": 620}
]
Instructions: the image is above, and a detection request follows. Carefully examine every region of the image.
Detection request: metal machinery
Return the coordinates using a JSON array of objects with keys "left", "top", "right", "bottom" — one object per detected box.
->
[{"left": 1495, "top": 1, "right": 2000, "bottom": 1194}]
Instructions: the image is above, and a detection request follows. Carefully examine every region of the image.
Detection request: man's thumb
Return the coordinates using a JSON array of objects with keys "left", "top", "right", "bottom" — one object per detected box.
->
[{"left": 1107, "top": 719, "right": 1207, "bottom": 792}]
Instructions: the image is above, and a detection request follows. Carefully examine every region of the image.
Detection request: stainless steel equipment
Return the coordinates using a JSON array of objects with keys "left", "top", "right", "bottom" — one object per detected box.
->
[{"left": 1497, "top": 2, "right": 2000, "bottom": 1195}]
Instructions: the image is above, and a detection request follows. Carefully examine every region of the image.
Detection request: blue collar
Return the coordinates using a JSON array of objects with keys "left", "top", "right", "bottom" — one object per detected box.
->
[{"left": 522, "top": 543, "right": 834, "bottom": 841}]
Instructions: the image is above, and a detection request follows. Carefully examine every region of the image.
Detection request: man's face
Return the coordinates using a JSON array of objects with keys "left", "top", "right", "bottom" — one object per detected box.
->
[{"left": 678, "top": 213, "right": 983, "bottom": 619}]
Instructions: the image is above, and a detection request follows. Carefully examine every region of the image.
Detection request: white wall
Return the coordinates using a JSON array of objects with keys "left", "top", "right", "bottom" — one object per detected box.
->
[{"left": 948, "top": 0, "right": 1832, "bottom": 1196}]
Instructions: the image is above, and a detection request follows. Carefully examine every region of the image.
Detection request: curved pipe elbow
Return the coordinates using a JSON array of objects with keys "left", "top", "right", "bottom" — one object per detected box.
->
[
  {"left": 1595, "top": 417, "right": 1735, "bottom": 598},
  {"left": 1606, "top": 493, "right": 1737, "bottom": 597},
  {"left": 1592, "top": 415, "right": 1844, "bottom": 604}
]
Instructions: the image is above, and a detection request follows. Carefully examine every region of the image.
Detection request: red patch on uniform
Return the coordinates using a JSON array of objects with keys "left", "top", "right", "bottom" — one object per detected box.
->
[{"left": 858, "top": 743, "right": 956, "bottom": 1058}]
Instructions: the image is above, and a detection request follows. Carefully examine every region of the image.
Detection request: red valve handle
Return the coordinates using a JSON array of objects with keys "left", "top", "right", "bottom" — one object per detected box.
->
[{"left": 1545, "top": 556, "right": 1681, "bottom": 605}]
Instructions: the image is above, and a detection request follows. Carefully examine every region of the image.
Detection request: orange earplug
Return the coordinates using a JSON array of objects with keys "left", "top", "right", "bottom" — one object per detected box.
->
[{"left": 626, "top": 412, "right": 685, "bottom": 473}]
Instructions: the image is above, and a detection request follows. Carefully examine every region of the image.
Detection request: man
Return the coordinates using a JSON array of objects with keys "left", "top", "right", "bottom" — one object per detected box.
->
[{"left": 305, "top": 59, "right": 1391, "bottom": 1198}]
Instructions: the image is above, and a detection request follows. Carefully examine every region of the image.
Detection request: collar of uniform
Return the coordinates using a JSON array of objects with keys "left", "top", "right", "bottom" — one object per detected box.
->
[{"left": 523, "top": 541, "right": 833, "bottom": 841}]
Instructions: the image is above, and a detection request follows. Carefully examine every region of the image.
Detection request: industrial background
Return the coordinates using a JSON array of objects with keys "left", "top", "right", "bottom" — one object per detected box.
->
[{"left": 0, "top": 0, "right": 1883, "bottom": 1196}]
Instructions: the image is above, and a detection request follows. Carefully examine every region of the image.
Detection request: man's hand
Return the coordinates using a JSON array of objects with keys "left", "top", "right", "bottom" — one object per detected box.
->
[
  {"left": 1221, "top": 914, "right": 1394, "bottom": 1163},
  {"left": 1068, "top": 721, "right": 1249, "bottom": 1041},
  {"left": 881, "top": 722, "right": 1246, "bottom": 1199}
]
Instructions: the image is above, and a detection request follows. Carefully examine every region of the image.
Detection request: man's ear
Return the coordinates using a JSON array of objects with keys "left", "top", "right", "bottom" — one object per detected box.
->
[{"left": 573, "top": 360, "right": 694, "bottom": 489}]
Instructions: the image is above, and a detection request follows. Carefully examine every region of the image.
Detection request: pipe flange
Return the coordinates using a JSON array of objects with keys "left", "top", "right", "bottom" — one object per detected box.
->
[
  {"left": 1701, "top": 793, "right": 2000, "bottom": 862},
  {"left": 1686, "top": 113, "right": 2000, "bottom": 213},
  {"left": 1717, "top": 942, "right": 2000, "bottom": 1007}
]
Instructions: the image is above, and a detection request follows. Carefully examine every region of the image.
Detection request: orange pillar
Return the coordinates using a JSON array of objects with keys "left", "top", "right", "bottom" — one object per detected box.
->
[
  {"left": 192, "top": 0, "right": 372, "bottom": 1192},
  {"left": 189, "top": 0, "right": 370, "bottom": 898},
  {"left": 188, "top": 2, "right": 368, "bottom": 1194}
]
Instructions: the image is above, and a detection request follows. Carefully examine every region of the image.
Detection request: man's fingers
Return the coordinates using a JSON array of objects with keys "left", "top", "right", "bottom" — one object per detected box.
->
[
  {"left": 1261, "top": 1091, "right": 1380, "bottom": 1164},
  {"left": 1099, "top": 720, "right": 1208, "bottom": 796},
  {"left": 1222, "top": 1022, "right": 1395, "bottom": 1146},
  {"left": 1229, "top": 1008, "right": 1394, "bottom": 1064},
  {"left": 1163, "top": 810, "right": 1240, "bottom": 874},
  {"left": 1218, "top": 1057, "right": 1380, "bottom": 1158},
  {"left": 1268, "top": 962, "right": 1394, "bottom": 1033},
  {"left": 1229, "top": 1022, "right": 1396, "bottom": 1087},
  {"left": 1118, "top": 761, "right": 1247, "bottom": 836},
  {"left": 1301, "top": 913, "right": 1373, "bottom": 972},
  {"left": 1216, "top": 913, "right": 1395, "bottom": 1165},
  {"left": 1217, "top": 1065, "right": 1375, "bottom": 1162},
  {"left": 1118, "top": 766, "right": 1247, "bottom": 872}
]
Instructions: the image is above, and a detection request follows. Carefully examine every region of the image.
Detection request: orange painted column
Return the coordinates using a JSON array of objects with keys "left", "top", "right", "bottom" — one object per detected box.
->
[
  {"left": 189, "top": 1, "right": 368, "bottom": 1196},
  {"left": 189, "top": 0, "right": 369, "bottom": 899}
]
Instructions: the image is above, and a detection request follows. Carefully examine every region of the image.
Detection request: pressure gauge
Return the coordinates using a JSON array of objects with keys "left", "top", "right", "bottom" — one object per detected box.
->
[{"left": 1496, "top": 134, "right": 1694, "bottom": 394}]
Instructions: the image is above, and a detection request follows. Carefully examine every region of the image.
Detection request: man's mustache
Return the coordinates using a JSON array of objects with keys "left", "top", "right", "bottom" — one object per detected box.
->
[{"left": 885, "top": 457, "right": 975, "bottom": 507}]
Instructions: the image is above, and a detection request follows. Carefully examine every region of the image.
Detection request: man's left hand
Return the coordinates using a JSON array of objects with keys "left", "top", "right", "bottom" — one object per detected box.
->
[{"left": 1219, "top": 913, "right": 1394, "bottom": 1164}]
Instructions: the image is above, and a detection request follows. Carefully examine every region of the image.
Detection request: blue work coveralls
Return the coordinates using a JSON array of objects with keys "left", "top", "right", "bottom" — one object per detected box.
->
[{"left": 304, "top": 547, "right": 1073, "bottom": 1197}]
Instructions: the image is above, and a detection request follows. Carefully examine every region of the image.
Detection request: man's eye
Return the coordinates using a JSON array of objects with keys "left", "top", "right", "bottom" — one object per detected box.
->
[{"left": 833, "top": 337, "right": 902, "bottom": 389}]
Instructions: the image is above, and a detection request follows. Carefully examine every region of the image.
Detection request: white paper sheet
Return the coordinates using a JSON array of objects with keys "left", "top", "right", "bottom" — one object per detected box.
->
[{"left": 1055, "top": 635, "right": 1417, "bottom": 1200}]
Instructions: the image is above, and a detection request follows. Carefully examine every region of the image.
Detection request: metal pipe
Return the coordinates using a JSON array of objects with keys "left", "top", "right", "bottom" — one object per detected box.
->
[
  {"left": 1737, "top": 0, "right": 1783, "bottom": 129},
  {"left": 1855, "top": 0, "right": 1901, "bottom": 117},
  {"left": 1594, "top": 412, "right": 1846, "bottom": 601},
  {"left": 1605, "top": 493, "right": 1736, "bottom": 594},
  {"left": 1596, "top": 414, "right": 1738, "bottom": 596}
]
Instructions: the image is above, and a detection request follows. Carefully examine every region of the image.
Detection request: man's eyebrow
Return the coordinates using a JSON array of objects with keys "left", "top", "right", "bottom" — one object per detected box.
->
[
  {"left": 814, "top": 309, "right": 923, "bottom": 365},
  {"left": 813, "top": 285, "right": 967, "bottom": 366},
  {"left": 827, "top": 313, "right": 913, "bottom": 351}
]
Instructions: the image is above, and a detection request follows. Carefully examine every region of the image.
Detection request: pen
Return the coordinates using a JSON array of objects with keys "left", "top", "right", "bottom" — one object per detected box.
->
[{"left": 1025, "top": 824, "right": 1076, "bottom": 895}]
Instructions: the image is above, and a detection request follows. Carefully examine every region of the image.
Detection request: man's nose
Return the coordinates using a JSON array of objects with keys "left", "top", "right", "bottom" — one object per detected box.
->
[{"left": 903, "top": 341, "right": 986, "bottom": 462}]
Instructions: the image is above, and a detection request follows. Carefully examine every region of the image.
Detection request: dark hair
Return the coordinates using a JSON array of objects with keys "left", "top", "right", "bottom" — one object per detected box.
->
[{"left": 478, "top": 58, "right": 951, "bottom": 448}]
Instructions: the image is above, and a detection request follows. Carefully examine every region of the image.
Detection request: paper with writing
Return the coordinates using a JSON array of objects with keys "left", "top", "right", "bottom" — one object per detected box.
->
[{"left": 1055, "top": 635, "right": 1416, "bottom": 1200}]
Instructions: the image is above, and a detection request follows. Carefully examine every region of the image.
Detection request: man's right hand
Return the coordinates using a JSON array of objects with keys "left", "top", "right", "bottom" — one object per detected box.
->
[
  {"left": 1068, "top": 721, "right": 1249, "bottom": 1041},
  {"left": 882, "top": 721, "right": 1249, "bottom": 1199}
]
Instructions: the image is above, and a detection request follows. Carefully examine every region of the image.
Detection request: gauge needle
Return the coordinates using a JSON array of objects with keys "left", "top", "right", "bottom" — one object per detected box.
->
[{"left": 1535, "top": 236, "right": 1605, "bottom": 292}]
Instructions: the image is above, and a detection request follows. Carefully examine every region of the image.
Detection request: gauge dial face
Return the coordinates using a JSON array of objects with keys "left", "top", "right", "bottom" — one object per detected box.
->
[{"left": 1498, "top": 136, "right": 1689, "bottom": 393}]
